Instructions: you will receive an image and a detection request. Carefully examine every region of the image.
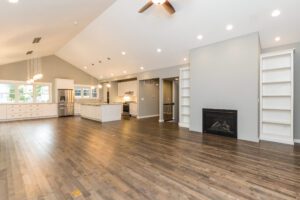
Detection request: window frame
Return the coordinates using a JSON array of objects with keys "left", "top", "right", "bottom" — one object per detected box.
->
[
  {"left": 74, "top": 84, "right": 98, "bottom": 99},
  {"left": 0, "top": 80, "right": 52, "bottom": 104}
]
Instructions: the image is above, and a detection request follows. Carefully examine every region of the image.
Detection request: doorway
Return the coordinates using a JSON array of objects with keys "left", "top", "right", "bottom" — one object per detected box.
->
[{"left": 163, "top": 77, "right": 179, "bottom": 123}]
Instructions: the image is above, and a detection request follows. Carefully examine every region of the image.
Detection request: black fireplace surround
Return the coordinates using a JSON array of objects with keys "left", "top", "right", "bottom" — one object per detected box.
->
[{"left": 203, "top": 109, "right": 238, "bottom": 138}]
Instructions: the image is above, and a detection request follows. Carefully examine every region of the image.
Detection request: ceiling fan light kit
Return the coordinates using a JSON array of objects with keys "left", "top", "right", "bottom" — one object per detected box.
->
[
  {"left": 139, "top": 0, "right": 175, "bottom": 15},
  {"left": 152, "top": 0, "right": 166, "bottom": 5}
]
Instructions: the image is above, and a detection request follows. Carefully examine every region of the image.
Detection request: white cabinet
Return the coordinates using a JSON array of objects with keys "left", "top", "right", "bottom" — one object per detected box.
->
[
  {"left": 129, "top": 103, "right": 137, "bottom": 116},
  {"left": 260, "top": 49, "right": 294, "bottom": 145},
  {"left": 0, "top": 104, "right": 58, "bottom": 122},
  {"left": 55, "top": 79, "right": 74, "bottom": 90},
  {"left": 118, "top": 81, "right": 137, "bottom": 97},
  {"left": 0, "top": 105, "right": 6, "bottom": 120},
  {"left": 75, "top": 103, "right": 81, "bottom": 115},
  {"left": 80, "top": 105, "right": 101, "bottom": 121}
]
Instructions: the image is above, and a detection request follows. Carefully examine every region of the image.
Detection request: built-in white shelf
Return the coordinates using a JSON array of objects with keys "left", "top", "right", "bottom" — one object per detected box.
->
[
  {"left": 262, "top": 81, "right": 291, "bottom": 85},
  {"left": 262, "top": 95, "right": 291, "bottom": 97},
  {"left": 262, "top": 108, "right": 291, "bottom": 111},
  {"left": 179, "top": 67, "right": 191, "bottom": 128},
  {"left": 262, "top": 120, "right": 291, "bottom": 126},
  {"left": 262, "top": 66, "right": 291, "bottom": 72},
  {"left": 260, "top": 49, "right": 294, "bottom": 145}
]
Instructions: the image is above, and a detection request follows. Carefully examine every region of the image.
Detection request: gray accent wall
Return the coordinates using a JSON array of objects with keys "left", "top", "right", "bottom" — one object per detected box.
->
[
  {"left": 138, "top": 79, "right": 160, "bottom": 117},
  {"left": 262, "top": 42, "right": 300, "bottom": 140},
  {"left": 137, "top": 65, "right": 185, "bottom": 120},
  {"left": 189, "top": 33, "right": 260, "bottom": 142}
]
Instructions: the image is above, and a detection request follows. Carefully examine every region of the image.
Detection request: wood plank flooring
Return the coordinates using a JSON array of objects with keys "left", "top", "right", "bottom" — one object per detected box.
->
[{"left": 0, "top": 117, "right": 299, "bottom": 200}]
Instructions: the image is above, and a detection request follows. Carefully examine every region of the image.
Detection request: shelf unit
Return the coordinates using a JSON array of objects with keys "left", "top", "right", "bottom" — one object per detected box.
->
[
  {"left": 260, "top": 49, "right": 294, "bottom": 145},
  {"left": 179, "top": 67, "right": 190, "bottom": 128}
]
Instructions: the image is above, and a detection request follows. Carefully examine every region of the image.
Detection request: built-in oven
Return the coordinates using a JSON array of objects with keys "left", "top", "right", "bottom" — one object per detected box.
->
[{"left": 123, "top": 103, "right": 130, "bottom": 114}]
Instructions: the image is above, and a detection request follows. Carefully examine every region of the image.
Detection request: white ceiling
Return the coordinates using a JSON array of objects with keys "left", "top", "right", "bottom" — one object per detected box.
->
[
  {"left": 0, "top": 0, "right": 116, "bottom": 65},
  {"left": 2, "top": 0, "right": 300, "bottom": 80},
  {"left": 56, "top": 0, "right": 300, "bottom": 80}
]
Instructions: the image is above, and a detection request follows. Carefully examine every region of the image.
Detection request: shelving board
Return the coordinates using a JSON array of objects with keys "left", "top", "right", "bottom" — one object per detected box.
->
[
  {"left": 260, "top": 49, "right": 294, "bottom": 145},
  {"left": 179, "top": 67, "right": 191, "bottom": 128}
]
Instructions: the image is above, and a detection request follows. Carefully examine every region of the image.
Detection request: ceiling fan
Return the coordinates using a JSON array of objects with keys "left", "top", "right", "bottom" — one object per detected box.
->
[{"left": 139, "top": 0, "right": 176, "bottom": 15}]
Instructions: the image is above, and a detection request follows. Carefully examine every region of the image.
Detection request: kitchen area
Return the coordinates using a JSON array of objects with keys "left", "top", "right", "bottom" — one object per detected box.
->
[{"left": 58, "top": 78, "right": 138, "bottom": 123}]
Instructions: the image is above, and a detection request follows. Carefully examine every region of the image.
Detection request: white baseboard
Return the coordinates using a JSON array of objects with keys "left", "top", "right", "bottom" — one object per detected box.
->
[
  {"left": 159, "top": 119, "right": 164, "bottom": 123},
  {"left": 260, "top": 135, "right": 294, "bottom": 145},
  {"left": 0, "top": 115, "right": 58, "bottom": 122},
  {"left": 137, "top": 114, "right": 159, "bottom": 119},
  {"left": 294, "top": 139, "right": 300, "bottom": 144},
  {"left": 179, "top": 122, "right": 189, "bottom": 128}
]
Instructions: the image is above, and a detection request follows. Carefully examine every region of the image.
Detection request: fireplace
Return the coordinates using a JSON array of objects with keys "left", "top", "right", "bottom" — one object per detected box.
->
[{"left": 203, "top": 109, "right": 237, "bottom": 138}]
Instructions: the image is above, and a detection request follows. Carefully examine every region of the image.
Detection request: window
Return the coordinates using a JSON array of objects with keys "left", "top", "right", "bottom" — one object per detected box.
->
[
  {"left": 0, "top": 84, "right": 16, "bottom": 103},
  {"left": 83, "top": 88, "right": 91, "bottom": 98},
  {"left": 0, "top": 81, "right": 52, "bottom": 104},
  {"left": 18, "top": 85, "right": 33, "bottom": 103},
  {"left": 75, "top": 87, "right": 82, "bottom": 98},
  {"left": 35, "top": 84, "right": 50, "bottom": 103},
  {"left": 92, "top": 88, "right": 97, "bottom": 98},
  {"left": 74, "top": 85, "right": 98, "bottom": 99}
]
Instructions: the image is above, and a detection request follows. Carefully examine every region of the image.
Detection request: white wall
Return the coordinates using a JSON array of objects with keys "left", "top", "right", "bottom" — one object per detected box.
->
[{"left": 189, "top": 33, "right": 261, "bottom": 142}]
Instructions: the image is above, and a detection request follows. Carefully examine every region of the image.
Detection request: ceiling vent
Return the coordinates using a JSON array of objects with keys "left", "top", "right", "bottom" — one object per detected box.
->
[
  {"left": 26, "top": 50, "right": 33, "bottom": 55},
  {"left": 32, "top": 37, "right": 42, "bottom": 44}
]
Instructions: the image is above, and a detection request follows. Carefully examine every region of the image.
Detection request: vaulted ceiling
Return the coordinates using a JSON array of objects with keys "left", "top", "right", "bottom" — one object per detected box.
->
[
  {"left": 0, "top": 0, "right": 116, "bottom": 65},
  {"left": 1, "top": 0, "right": 300, "bottom": 80}
]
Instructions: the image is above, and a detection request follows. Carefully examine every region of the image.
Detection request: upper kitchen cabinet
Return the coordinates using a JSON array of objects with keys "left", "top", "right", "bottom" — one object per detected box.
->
[{"left": 118, "top": 80, "right": 137, "bottom": 97}]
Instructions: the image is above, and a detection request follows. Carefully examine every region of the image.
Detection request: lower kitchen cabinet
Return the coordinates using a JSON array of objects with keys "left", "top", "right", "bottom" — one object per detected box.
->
[{"left": 0, "top": 103, "right": 58, "bottom": 121}]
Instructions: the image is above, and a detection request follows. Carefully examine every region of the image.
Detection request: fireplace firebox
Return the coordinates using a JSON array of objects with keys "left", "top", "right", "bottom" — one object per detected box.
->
[{"left": 203, "top": 109, "right": 237, "bottom": 138}]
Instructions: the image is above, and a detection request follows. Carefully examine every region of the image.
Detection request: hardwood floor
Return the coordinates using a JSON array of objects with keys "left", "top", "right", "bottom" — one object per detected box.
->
[{"left": 0, "top": 117, "right": 299, "bottom": 200}]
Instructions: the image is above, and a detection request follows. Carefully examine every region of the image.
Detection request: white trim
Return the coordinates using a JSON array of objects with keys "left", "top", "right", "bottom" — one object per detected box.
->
[
  {"left": 260, "top": 49, "right": 295, "bottom": 58},
  {"left": 294, "top": 139, "right": 300, "bottom": 144},
  {"left": 260, "top": 135, "right": 294, "bottom": 145},
  {"left": 159, "top": 119, "right": 164, "bottom": 123},
  {"left": 0, "top": 115, "right": 58, "bottom": 122},
  {"left": 259, "top": 50, "right": 294, "bottom": 145},
  {"left": 137, "top": 114, "right": 159, "bottom": 119},
  {"left": 179, "top": 122, "right": 189, "bottom": 128}
]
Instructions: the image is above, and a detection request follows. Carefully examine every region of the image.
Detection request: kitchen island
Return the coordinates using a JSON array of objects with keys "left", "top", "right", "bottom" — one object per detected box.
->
[{"left": 80, "top": 103, "right": 122, "bottom": 122}]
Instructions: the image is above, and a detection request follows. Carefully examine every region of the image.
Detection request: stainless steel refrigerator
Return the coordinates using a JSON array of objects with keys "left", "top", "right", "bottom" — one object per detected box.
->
[{"left": 57, "top": 89, "right": 74, "bottom": 117}]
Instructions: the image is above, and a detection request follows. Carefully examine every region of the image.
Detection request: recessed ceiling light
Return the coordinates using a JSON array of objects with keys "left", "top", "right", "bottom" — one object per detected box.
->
[
  {"left": 275, "top": 36, "right": 281, "bottom": 42},
  {"left": 140, "top": 66, "right": 144, "bottom": 70},
  {"left": 110, "top": 73, "right": 114, "bottom": 76},
  {"left": 73, "top": 21, "right": 78, "bottom": 25},
  {"left": 197, "top": 35, "right": 203, "bottom": 40},
  {"left": 184, "top": 58, "right": 188, "bottom": 61},
  {"left": 157, "top": 48, "right": 162, "bottom": 53},
  {"left": 226, "top": 24, "right": 234, "bottom": 31},
  {"left": 121, "top": 51, "right": 126, "bottom": 55},
  {"left": 84, "top": 66, "right": 87, "bottom": 69},
  {"left": 271, "top": 9, "right": 281, "bottom": 17},
  {"left": 123, "top": 70, "right": 127, "bottom": 74},
  {"left": 8, "top": 0, "right": 19, "bottom": 3}
]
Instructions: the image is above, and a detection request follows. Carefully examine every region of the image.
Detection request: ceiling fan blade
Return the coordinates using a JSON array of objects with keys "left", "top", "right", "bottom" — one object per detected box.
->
[
  {"left": 139, "top": 1, "right": 154, "bottom": 13},
  {"left": 162, "top": 1, "right": 176, "bottom": 15}
]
